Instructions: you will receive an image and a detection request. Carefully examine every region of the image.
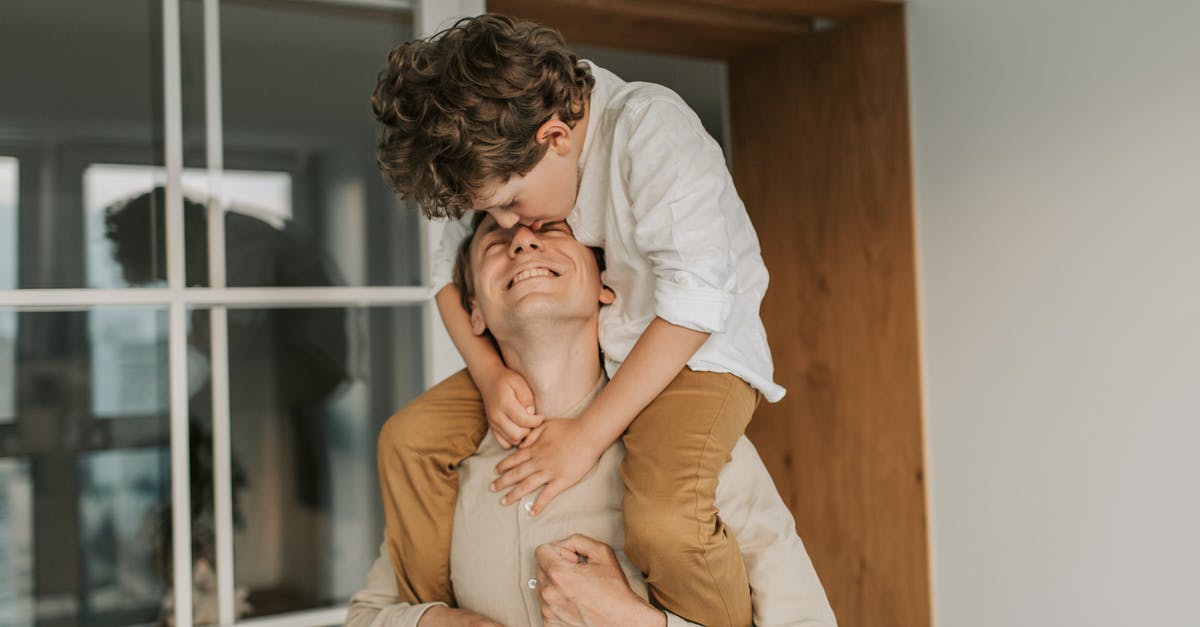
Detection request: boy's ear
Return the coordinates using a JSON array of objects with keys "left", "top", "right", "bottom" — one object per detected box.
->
[
  {"left": 469, "top": 302, "right": 488, "bottom": 336},
  {"left": 536, "top": 117, "right": 573, "bottom": 156},
  {"left": 599, "top": 285, "right": 616, "bottom": 306}
]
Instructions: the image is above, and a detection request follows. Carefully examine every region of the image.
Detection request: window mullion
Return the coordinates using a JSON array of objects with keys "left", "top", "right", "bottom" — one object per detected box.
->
[
  {"left": 162, "top": 2, "right": 195, "bottom": 627},
  {"left": 201, "top": 0, "right": 239, "bottom": 623}
]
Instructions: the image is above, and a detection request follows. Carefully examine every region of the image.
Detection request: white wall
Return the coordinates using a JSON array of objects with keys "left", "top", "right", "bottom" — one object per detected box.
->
[{"left": 907, "top": 1, "right": 1200, "bottom": 625}]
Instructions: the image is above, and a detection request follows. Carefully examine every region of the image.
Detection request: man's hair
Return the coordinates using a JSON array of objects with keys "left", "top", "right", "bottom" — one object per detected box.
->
[
  {"left": 451, "top": 215, "right": 605, "bottom": 314},
  {"left": 371, "top": 14, "right": 594, "bottom": 219}
]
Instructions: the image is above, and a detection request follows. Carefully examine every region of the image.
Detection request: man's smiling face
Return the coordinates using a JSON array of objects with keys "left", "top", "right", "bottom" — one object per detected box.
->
[{"left": 467, "top": 215, "right": 611, "bottom": 338}]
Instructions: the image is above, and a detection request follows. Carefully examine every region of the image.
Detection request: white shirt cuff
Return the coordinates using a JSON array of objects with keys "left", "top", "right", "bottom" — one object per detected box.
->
[{"left": 653, "top": 278, "right": 733, "bottom": 333}]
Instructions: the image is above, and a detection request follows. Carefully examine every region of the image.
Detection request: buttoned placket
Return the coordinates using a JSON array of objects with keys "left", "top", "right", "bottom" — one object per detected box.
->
[{"left": 517, "top": 493, "right": 540, "bottom": 620}]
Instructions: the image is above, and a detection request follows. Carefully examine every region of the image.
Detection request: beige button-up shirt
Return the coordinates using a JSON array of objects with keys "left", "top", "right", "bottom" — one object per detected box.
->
[{"left": 347, "top": 378, "right": 835, "bottom": 627}]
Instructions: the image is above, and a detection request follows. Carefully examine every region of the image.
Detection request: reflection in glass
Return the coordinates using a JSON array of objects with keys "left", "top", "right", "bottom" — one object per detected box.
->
[
  {"left": 0, "top": 458, "right": 33, "bottom": 627},
  {"left": 1, "top": 157, "right": 15, "bottom": 423},
  {"left": 78, "top": 448, "right": 170, "bottom": 617},
  {"left": 221, "top": 2, "right": 420, "bottom": 286},
  {"left": 0, "top": 157, "right": 14, "bottom": 289},
  {"left": 85, "top": 164, "right": 294, "bottom": 289},
  {"left": 0, "top": 307, "right": 172, "bottom": 625},
  {"left": 0, "top": 0, "right": 159, "bottom": 290},
  {"left": 194, "top": 305, "right": 423, "bottom": 615},
  {"left": 90, "top": 306, "right": 171, "bottom": 419}
]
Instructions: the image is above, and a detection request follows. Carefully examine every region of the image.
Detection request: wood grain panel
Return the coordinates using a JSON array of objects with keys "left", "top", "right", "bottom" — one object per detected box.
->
[
  {"left": 489, "top": 0, "right": 811, "bottom": 59},
  {"left": 729, "top": 7, "right": 931, "bottom": 627},
  {"left": 682, "top": 0, "right": 903, "bottom": 19}
]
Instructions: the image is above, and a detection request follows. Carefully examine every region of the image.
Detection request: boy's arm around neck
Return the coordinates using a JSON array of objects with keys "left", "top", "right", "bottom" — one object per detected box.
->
[
  {"left": 575, "top": 316, "right": 709, "bottom": 445},
  {"left": 436, "top": 284, "right": 540, "bottom": 447}
]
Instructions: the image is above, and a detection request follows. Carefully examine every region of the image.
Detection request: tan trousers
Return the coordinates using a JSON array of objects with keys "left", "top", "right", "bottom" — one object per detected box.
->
[{"left": 376, "top": 367, "right": 759, "bottom": 627}]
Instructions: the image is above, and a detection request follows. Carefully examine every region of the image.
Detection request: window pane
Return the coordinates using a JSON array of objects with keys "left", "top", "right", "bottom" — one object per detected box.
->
[
  {"left": 0, "top": 0, "right": 162, "bottom": 289},
  {"left": 86, "top": 164, "right": 299, "bottom": 289},
  {"left": 221, "top": 3, "right": 420, "bottom": 287},
  {"left": 189, "top": 305, "right": 422, "bottom": 615},
  {"left": 79, "top": 448, "right": 171, "bottom": 620},
  {"left": 0, "top": 307, "right": 173, "bottom": 626},
  {"left": 1, "top": 157, "right": 15, "bottom": 423},
  {"left": 0, "top": 458, "right": 34, "bottom": 627}
]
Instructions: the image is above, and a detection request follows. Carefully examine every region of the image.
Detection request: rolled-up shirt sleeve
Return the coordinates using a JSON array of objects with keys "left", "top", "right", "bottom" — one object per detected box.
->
[
  {"left": 621, "top": 96, "right": 738, "bottom": 334},
  {"left": 344, "top": 536, "right": 446, "bottom": 627},
  {"left": 429, "top": 215, "right": 474, "bottom": 293}
]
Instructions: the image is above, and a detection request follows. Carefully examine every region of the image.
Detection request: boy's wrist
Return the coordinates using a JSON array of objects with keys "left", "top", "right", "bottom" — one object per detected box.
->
[
  {"left": 574, "top": 409, "right": 622, "bottom": 454},
  {"left": 468, "top": 353, "right": 507, "bottom": 379}
]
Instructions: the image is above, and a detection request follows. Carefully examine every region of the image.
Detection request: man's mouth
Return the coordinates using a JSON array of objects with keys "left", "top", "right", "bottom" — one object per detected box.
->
[{"left": 508, "top": 267, "right": 559, "bottom": 289}]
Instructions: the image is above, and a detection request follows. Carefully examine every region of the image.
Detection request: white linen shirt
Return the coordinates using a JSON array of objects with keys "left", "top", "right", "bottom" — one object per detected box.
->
[
  {"left": 430, "top": 62, "right": 786, "bottom": 402},
  {"left": 345, "top": 377, "right": 836, "bottom": 627}
]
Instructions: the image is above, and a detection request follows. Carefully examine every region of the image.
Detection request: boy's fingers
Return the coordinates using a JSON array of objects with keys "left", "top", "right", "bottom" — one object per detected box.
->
[
  {"left": 531, "top": 480, "right": 567, "bottom": 515},
  {"left": 493, "top": 431, "right": 513, "bottom": 449},
  {"left": 511, "top": 380, "right": 534, "bottom": 407},
  {"left": 511, "top": 411, "right": 544, "bottom": 430},
  {"left": 501, "top": 472, "right": 549, "bottom": 506},
  {"left": 519, "top": 425, "right": 546, "bottom": 448},
  {"left": 490, "top": 415, "right": 529, "bottom": 447},
  {"left": 496, "top": 448, "right": 531, "bottom": 473},
  {"left": 491, "top": 461, "right": 537, "bottom": 492}
]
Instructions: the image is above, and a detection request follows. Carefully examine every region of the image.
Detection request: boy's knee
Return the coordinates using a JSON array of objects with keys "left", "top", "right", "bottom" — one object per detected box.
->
[
  {"left": 377, "top": 404, "right": 438, "bottom": 462},
  {"left": 622, "top": 497, "right": 705, "bottom": 561}
]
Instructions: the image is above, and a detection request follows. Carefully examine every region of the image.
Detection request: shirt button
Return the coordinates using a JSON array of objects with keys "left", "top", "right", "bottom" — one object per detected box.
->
[
  {"left": 524, "top": 501, "right": 533, "bottom": 512},
  {"left": 527, "top": 578, "right": 537, "bottom": 589}
]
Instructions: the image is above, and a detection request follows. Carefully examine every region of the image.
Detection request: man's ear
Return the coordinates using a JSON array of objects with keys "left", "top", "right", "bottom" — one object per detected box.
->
[
  {"left": 599, "top": 285, "right": 616, "bottom": 306},
  {"left": 535, "top": 117, "right": 573, "bottom": 156},
  {"left": 469, "top": 302, "right": 488, "bottom": 336}
]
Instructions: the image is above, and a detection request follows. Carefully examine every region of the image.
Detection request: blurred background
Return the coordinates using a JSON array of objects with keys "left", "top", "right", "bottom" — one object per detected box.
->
[{"left": 3, "top": 1, "right": 1199, "bottom": 627}]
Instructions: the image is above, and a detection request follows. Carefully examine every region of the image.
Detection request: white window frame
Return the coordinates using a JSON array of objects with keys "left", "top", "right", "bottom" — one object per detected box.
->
[{"left": 0, "top": 0, "right": 484, "bottom": 625}]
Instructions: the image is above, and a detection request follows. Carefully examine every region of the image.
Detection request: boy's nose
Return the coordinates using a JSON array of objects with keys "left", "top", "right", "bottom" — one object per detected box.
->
[{"left": 489, "top": 209, "right": 520, "bottom": 229}]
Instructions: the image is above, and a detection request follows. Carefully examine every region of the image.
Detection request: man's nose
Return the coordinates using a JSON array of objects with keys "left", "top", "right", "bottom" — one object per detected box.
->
[{"left": 508, "top": 226, "right": 542, "bottom": 256}]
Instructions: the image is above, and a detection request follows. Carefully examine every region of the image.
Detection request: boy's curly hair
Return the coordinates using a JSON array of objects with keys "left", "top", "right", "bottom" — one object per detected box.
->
[{"left": 371, "top": 14, "right": 594, "bottom": 219}]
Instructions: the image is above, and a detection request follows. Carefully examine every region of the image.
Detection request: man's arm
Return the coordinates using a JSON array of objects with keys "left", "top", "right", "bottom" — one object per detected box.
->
[
  {"left": 344, "top": 537, "right": 448, "bottom": 627},
  {"left": 716, "top": 438, "right": 839, "bottom": 627}
]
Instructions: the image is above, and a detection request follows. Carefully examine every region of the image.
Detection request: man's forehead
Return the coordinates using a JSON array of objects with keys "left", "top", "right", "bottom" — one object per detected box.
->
[{"left": 469, "top": 213, "right": 502, "bottom": 250}]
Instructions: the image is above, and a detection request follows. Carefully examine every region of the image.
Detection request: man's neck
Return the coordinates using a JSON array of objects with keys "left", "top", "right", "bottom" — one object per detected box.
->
[{"left": 495, "top": 322, "right": 601, "bottom": 418}]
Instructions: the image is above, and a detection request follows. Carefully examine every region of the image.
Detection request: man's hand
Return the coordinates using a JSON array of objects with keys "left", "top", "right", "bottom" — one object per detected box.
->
[
  {"left": 478, "top": 366, "right": 544, "bottom": 448},
  {"left": 492, "top": 419, "right": 605, "bottom": 514},
  {"left": 418, "top": 605, "right": 505, "bottom": 627},
  {"left": 535, "top": 535, "right": 666, "bottom": 627}
]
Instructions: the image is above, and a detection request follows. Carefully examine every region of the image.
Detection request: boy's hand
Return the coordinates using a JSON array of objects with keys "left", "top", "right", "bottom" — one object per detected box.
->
[
  {"left": 491, "top": 419, "right": 605, "bottom": 514},
  {"left": 479, "top": 367, "right": 544, "bottom": 448}
]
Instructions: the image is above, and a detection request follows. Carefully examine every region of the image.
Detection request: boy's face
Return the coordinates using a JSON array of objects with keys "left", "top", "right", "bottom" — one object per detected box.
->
[{"left": 470, "top": 120, "right": 581, "bottom": 230}]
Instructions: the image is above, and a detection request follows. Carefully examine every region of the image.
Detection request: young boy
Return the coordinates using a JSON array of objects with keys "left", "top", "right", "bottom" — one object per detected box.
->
[{"left": 371, "top": 15, "right": 785, "bottom": 627}]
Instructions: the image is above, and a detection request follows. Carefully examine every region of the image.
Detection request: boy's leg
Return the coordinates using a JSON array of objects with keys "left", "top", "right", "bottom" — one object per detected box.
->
[
  {"left": 621, "top": 368, "right": 761, "bottom": 627},
  {"left": 377, "top": 368, "right": 487, "bottom": 604}
]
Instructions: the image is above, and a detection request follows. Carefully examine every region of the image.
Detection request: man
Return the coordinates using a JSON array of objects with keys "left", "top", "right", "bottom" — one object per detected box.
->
[{"left": 347, "top": 216, "right": 835, "bottom": 627}]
